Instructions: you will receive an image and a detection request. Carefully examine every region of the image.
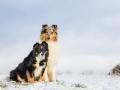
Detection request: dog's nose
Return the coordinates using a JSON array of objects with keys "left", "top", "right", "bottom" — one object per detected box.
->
[
  {"left": 41, "top": 54, "right": 43, "bottom": 56},
  {"left": 47, "top": 37, "right": 50, "bottom": 40}
]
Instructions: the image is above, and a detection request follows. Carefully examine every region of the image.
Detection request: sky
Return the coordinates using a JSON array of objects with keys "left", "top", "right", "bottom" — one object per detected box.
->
[{"left": 0, "top": 0, "right": 120, "bottom": 75}]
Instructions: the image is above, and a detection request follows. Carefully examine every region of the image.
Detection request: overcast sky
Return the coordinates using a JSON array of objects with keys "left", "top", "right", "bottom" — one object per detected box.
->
[{"left": 0, "top": 0, "right": 120, "bottom": 74}]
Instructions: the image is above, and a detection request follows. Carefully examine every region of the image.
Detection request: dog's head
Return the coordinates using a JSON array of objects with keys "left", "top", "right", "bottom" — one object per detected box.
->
[
  {"left": 40, "top": 24, "right": 50, "bottom": 41},
  {"left": 33, "top": 41, "right": 48, "bottom": 57},
  {"left": 40, "top": 24, "right": 58, "bottom": 42},
  {"left": 49, "top": 25, "right": 58, "bottom": 41}
]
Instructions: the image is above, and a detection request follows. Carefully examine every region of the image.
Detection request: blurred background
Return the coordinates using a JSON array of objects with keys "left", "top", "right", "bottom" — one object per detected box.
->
[{"left": 0, "top": 0, "right": 120, "bottom": 75}]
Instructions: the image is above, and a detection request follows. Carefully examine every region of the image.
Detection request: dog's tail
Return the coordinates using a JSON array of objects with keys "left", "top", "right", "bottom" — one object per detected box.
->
[{"left": 17, "top": 74, "right": 25, "bottom": 82}]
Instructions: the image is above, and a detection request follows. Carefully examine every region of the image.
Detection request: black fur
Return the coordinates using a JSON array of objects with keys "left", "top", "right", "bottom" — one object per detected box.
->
[
  {"left": 42, "top": 24, "right": 48, "bottom": 28},
  {"left": 41, "top": 29, "right": 48, "bottom": 34},
  {"left": 10, "top": 41, "right": 49, "bottom": 82}
]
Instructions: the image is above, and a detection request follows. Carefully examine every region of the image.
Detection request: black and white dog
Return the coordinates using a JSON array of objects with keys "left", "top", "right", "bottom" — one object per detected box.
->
[{"left": 10, "top": 41, "right": 49, "bottom": 83}]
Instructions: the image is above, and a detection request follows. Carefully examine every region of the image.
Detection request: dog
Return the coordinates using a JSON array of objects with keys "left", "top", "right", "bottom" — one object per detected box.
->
[
  {"left": 39, "top": 24, "right": 60, "bottom": 82},
  {"left": 10, "top": 41, "right": 49, "bottom": 83}
]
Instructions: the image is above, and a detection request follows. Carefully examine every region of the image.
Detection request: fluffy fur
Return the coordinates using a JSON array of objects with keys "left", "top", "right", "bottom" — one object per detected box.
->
[
  {"left": 10, "top": 41, "right": 49, "bottom": 83},
  {"left": 39, "top": 24, "right": 60, "bottom": 82}
]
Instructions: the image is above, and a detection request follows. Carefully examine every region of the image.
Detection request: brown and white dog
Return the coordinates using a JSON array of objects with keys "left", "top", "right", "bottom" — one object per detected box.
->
[{"left": 39, "top": 24, "right": 60, "bottom": 82}]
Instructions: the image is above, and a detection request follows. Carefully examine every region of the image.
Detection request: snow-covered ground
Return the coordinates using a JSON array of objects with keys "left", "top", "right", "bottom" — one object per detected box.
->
[{"left": 0, "top": 74, "right": 120, "bottom": 90}]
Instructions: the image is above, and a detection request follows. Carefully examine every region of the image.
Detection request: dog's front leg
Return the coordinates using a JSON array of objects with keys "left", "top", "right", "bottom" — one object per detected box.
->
[
  {"left": 51, "top": 66, "right": 57, "bottom": 82},
  {"left": 43, "top": 67, "right": 49, "bottom": 82},
  {"left": 38, "top": 75, "right": 43, "bottom": 82}
]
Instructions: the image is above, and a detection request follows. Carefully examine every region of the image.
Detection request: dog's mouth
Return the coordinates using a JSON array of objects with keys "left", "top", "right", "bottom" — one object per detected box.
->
[{"left": 44, "top": 35, "right": 50, "bottom": 41}]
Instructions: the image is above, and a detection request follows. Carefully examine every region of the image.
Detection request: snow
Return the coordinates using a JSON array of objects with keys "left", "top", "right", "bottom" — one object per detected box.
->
[{"left": 0, "top": 74, "right": 120, "bottom": 90}]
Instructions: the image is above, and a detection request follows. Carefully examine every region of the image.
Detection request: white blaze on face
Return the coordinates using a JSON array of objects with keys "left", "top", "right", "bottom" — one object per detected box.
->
[{"left": 36, "top": 52, "right": 43, "bottom": 67}]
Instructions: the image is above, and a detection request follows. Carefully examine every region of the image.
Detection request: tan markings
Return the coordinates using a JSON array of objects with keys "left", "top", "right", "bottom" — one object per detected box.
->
[
  {"left": 32, "top": 64, "right": 36, "bottom": 69},
  {"left": 32, "top": 64, "right": 36, "bottom": 67},
  {"left": 17, "top": 74, "right": 25, "bottom": 82},
  {"left": 29, "top": 78, "right": 34, "bottom": 83},
  {"left": 41, "top": 34, "right": 47, "bottom": 41},
  {"left": 38, "top": 75, "right": 43, "bottom": 82},
  {"left": 50, "top": 33, "right": 57, "bottom": 41},
  {"left": 26, "top": 70, "right": 35, "bottom": 83}
]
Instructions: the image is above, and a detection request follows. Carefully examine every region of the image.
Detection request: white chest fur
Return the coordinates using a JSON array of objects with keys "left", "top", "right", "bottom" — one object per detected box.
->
[
  {"left": 47, "top": 41, "right": 60, "bottom": 67},
  {"left": 34, "top": 54, "right": 46, "bottom": 78}
]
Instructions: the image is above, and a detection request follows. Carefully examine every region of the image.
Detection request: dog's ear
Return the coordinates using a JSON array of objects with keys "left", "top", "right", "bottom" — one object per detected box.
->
[
  {"left": 41, "top": 41, "right": 48, "bottom": 48},
  {"left": 33, "top": 42, "right": 39, "bottom": 49},
  {"left": 52, "top": 25, "right": 58, "bottom": 30},
  {"left": 42, "top": 24, "right": 48, "bottom": 28}
]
